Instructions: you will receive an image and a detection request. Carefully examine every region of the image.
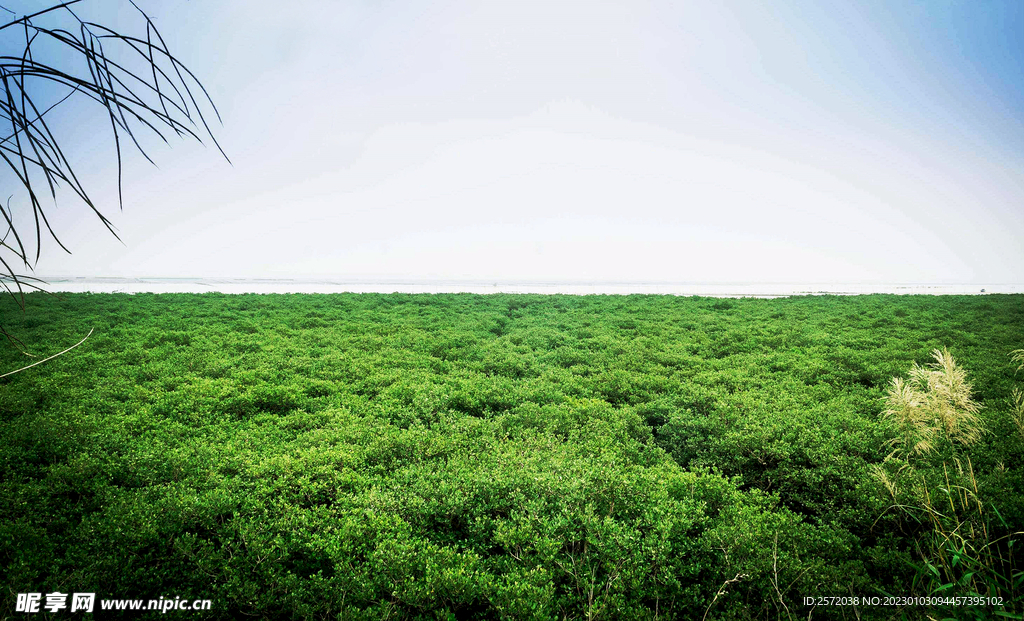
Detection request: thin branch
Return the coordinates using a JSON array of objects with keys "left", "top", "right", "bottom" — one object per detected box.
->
[
  {"left": 0, "top": 326, "right": 92, "bottom": 378},
  {"left": 0, "top": 1, "right": 226, "bottom": 347}
]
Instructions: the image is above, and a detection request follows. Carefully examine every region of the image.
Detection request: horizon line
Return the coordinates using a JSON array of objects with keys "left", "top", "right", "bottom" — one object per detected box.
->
[{"left": 30, "top": 276, "right": 1024, "bottom": 286}]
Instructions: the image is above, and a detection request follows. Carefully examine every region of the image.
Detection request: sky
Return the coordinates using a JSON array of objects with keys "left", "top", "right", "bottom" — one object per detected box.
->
[{"left": 2, "top": 0, "right": 1023, "bottom": 283}]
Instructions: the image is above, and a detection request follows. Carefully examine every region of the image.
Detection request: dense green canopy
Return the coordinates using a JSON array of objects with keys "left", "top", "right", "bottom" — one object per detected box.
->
[{"left": 2, "top": 293, "right": 1022, "bottom": 619}]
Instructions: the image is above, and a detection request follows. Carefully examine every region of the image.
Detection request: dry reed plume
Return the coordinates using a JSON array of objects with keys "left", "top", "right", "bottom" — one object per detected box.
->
[
  {"left": 882, "top": 348, "right": 983, "bottom": 459},
  {"left": 874, "top": 348, "right": 1023, "bottom": 607}
]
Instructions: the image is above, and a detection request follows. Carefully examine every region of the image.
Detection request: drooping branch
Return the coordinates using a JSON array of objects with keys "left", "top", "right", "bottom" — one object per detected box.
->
[{"left": 0, "top": 0, "right": 226, "bottom": 351}]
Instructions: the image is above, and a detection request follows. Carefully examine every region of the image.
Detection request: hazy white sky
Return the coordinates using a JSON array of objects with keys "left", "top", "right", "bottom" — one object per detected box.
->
[{"left": 6, "top": 0, "right": 1024, "bottom": 282}]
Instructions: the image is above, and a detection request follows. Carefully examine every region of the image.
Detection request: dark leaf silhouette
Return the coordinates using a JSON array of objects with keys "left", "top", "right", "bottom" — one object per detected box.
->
[{"left": 0, "top": 0, "right": 225, "bottom": 351}]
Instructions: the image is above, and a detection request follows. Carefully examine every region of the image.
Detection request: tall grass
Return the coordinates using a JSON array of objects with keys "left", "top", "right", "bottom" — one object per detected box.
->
[
  {"left": 881, "top": 348, "right": 983, "bottom": 459},
  {"left": 1012, "top": 350, "right": 1024, "bottom": 441},
  {"left": 875, "top": 348, "right": 1023, "bottom": 616}
]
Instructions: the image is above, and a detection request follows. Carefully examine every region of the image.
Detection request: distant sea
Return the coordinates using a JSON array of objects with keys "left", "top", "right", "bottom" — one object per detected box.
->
[{"left": 31, "top": 278, "right": 1024, "bottom": 298}]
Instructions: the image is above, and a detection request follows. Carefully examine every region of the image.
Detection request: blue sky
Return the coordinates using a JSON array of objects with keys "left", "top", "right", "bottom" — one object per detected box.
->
[{"left": 3, "top": 0, "right": 1022, "bottom": 282}]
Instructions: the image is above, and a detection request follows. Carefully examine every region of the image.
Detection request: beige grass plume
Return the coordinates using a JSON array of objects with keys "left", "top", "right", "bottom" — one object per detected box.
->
[{"left": 883, "top": 348, "right": 984, "bottom": 458}]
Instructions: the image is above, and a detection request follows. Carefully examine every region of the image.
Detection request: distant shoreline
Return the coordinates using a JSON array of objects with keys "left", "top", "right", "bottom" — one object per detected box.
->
[{"left": 25, "top": 278, "right": 1024, "bottom": 297}]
